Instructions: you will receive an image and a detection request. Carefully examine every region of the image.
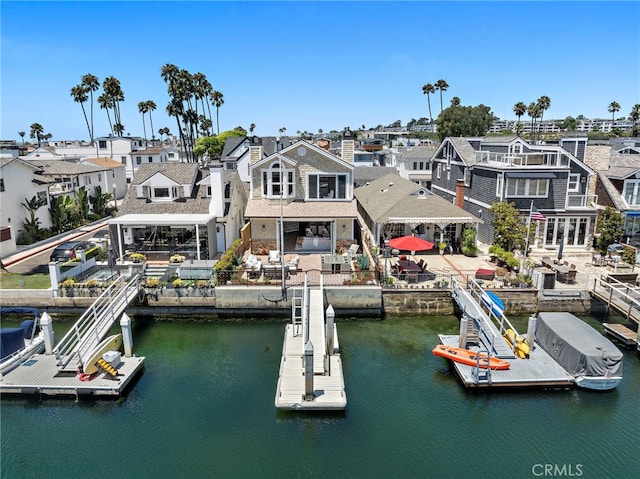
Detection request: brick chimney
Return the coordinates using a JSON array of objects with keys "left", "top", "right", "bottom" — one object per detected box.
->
[
  {"left": 455, "top": 179, "right": 465, "bottom": 208},
  {"left": 249, "top": 136, "right": 263, "bottom": 165},
  {"left": 341, "top": 129, "right": 354, "bottom": 164}
]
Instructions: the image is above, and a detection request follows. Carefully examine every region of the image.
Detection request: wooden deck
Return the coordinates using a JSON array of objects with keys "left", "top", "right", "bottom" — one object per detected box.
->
[
  {"left": 0, "top": 353, "right": 144, "bottom": 397},
  {"left": 603, "top": 323, "right": 639, "bottom": 347},
  {"left": 438, "top": 335, "right": 574, "bottom": 389},
  {"left": 275, "top": 284, "right": 346, "bottom": 410}
]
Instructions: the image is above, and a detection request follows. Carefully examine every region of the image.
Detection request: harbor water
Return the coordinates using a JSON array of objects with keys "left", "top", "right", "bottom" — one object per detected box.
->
[{"left": 1, "top": 314, "right": 638, "bottom": 478}]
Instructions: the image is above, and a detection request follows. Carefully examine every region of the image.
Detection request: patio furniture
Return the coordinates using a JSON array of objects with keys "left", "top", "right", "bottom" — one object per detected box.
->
[
  {"left": 268, "top": 250, "right": 281, "bottom": 264},
  {"left": 263, "top": 264, "right": 282, "bottom": 279},
  {"left": 347, "top": 244, "right": 359, "bottom": 259},
  {"left": 285, "top": 255, "right": 300, "bottom": 273},
  {"left": 475, "top": 268, "right": 495, "bottom": 281},
  {"left": 245, "top": 254, "right": 262, "bottom": 279},
  {"left": 322, "top": 254, "right": 349, "bottom": 273}
]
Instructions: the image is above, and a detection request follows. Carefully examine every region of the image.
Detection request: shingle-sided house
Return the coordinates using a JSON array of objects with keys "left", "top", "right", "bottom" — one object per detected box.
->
[
  {"left": 355, "top": 173, "right": 481, "bottom": 249},
  {"left": 244, "top": 132, "right": 359, "bottom": 255},
  {"left": 595, "top": 138, "right": 640, "bottom": 242},
  {"left": 110, "top": 162, "right": 246, "bottom": 262},
  {"left": 219, "top": 136, "right": 297, "bottom": 184},
  {"left": 430, "top": 136, "right": 597, "bottom": 253}
]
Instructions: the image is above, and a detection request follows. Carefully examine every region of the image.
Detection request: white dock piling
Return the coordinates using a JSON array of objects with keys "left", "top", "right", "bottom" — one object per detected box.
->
[
  {"left": 326, "top": 305, "right": 335, "bottom": 355},
  {"left": 459, "top": 315, "right": 468, "bottom": 349},
  {"left": 526, "top": 314, "right": 537, "bottom": 350},
  {"left": 40, "top": 312, "right": 54, "bottom": 354},
  {"left": 120, "top": 313, "right": 133, "bottom": 357}
]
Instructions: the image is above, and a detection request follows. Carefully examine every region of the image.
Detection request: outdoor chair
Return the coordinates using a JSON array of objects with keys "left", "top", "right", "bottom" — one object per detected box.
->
[{"left": 268, "top": 250, "right": 281, "bottom": 264}]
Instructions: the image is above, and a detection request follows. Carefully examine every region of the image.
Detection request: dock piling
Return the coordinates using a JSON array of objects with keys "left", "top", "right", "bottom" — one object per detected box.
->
[{"left": 304, "top": 340, "right": 314, "bottom": 401}]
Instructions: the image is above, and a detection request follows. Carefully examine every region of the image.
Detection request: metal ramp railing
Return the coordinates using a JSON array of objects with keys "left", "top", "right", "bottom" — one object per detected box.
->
[
  {"left": 590, "top": 275, "right": 640, "bottom": 325},
  {"left": 53, "top": 274, "right": 141, "bottom": 372}
]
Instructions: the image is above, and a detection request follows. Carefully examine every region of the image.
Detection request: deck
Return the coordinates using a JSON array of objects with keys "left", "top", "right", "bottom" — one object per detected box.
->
[
  {"left": 275, "top": 280, "right": 346, "bottom": 410},
  {"left": 603, "top": 322, "right": 639, "bottom": 347},
  {"left": 0, "top": 353, "right": 144, "bottom": 397},
  {"left": 438, "top": 335, "right": 574, "bottom": 389}
]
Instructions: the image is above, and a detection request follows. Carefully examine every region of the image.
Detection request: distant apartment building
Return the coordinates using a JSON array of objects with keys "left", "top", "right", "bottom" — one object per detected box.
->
[{"left": 489, "top": 118, "right": 633, "bottom": 135}]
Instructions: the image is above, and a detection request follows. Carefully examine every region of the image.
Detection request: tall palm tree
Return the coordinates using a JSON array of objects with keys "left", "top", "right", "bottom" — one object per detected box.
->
[
  {"left": 513, "top": 101, "right": 527, "bottom": 135},
  {"left": 629, "top": 104, "right": 640, "bottom": 137},
  {"left": 71, "top": 85, "right": 92, "bottom": 141},
  {"left": 434, "top": 79, "right": 449, "bottom": 113},
  {"left": 81, "top": 73, "right": 99, "bottom": 142},
  {"left": 608, "top": 101, "right": 621, "bottom": 127},
  {"left": 97, "top": 93, "right": 114, "bottom": 134},
  {"left": 30, "top": 123, "right": 44, "bottom": 146},
  {"left": 103, "top": 76, "right": 125, "bottom": 132},
  {"left": 210, "top": 90, "right": 224, "bottom": 135},
  {"left": 249, "top": 123, "right": 256, "bottom": 136},
  {"left": 527, "top": 102, "right": 541, "bottom": 142},
  {"left": 422, "top": 83, "right": 435, "bottom": 123},
  {"left": 18, "top": 131, "right": 25, "bottom": 146},
  {"left": 138, "top": 101, "right": 149, "bottom": 140},
  {"left": 536, "top": 95, "right": 551, "bottom": 140},
  {"left": 146, "top": 100, "right": 157, "bottom": 139},
  {"left": 450, "top": 96, "right": 461, "bottom": 107}
]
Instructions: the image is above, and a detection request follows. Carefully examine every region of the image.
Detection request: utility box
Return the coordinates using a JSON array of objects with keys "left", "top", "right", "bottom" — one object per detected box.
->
[
  {"left": 102, "top": 350, "right": 122, "bottom": 368},
  {"left": 533, "top": 267, "right": 556, "bottom": 290}
]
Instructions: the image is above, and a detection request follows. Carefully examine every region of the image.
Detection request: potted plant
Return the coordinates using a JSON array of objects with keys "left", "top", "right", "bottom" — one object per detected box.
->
[
  {"left": 169, "top": 253, "right": 185, "bottom": 264},
  {"left": 438, "top": 242, "right": 447, "bottom": 255},
  {"left": 130, "top": 252, "right": 146, "bottom": 263}
]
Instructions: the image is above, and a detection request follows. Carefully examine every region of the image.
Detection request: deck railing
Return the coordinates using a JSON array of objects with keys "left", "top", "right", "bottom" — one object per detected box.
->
[{"left": 475, "top": 151, "right": 570, "bottom": 167}]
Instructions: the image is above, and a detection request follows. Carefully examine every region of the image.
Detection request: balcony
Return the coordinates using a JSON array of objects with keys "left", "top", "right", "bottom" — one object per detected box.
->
[
  {"left": 475, "top": 151, "right": 570, "bottom": 168},
  {"left": 566, "top": 193, "right": 598, "bottom": 209}
]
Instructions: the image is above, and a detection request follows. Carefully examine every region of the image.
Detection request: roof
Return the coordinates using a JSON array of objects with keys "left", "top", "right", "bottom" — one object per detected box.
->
[
  {"left": 110, "top": 213, "right": 216, "bottom": 226},
  {"left": 354, "top": 166, "right": 398, "bottom": 183},
  {"left": 131, "top": 163, "right": 199, "bottom": 185},
  {"left": 84, "top": 157, "right": 126, "bottom": 169},
  {"left": 116, "top": 187, "right": 212, "bottom": 216},
  {"left": 245, "top": 199, "right": 358, "bottom": 219},
  {"left": 27, "top": 159, "right": 104, "bottom": 175},
  {"left": 399, "top": 145, "right": 438, "bottom": 159},
  {"left": 355, "top": 174, "right": 481, "bottom": 224},
  {"left": 597, "top": 171, "right": 632, "bottom": 210}
]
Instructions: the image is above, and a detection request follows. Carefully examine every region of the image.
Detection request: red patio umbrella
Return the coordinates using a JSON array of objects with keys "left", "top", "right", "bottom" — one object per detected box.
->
[{"left": 388, "top": 235, "right": 435, "bottom": 253}]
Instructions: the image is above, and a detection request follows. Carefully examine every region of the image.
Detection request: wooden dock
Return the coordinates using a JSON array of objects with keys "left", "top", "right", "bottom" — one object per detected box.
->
[
  {"left": 275, "top": 280, "right": 346, "bottom": 410},
  {"left": 438, "top": 334, "right": 574, "bottom": 389},
  {"left": 603, "top": 323, "right": 639, "bottom": 348},
  {"left": 590, "top": 275, "right": 640, "bottom": 325}
]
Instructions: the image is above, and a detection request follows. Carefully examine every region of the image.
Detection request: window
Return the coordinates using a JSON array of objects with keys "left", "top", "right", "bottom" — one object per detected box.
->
[
  {"left": 623, "top": 180, "right": 640, "bottom": 206},
  {"left": 436, "top": 163, "right": 441, "bottom": 180},
  {"left": 98, "top": 140, "right": 107, "bottom": 149},
  {"left": 121, "top": 156, "right": 127, "bottom": 164},
  {"left": 153, "top": 187, "right": 170, "bottom": 199},
  {"left": 496, "top": 173, "right": 503, "bottom": 197},
  {"left": 98, "top": 173, "right": 102, "bottom": 182},
  {"left": 0, "top": 178, "right": 4, "bottom": 192},
  {"left": 136, "top": 156, "right": 142, "bottom": 165},
  {"left": 506, "top": 178, "right": 548, "bottom": 197},
  {"left": 168, "top": 152, "right": 175, "bottom": 159},
  {"left": 308, "top": 173, "right": 348, "bottom": 199},
  {"left": 37, "top": 191, "right": 48, "bottom": 205},
  {"left": 148, "top": 156, "right": 153, "bottom": 163},
  {"left": 224, "top": 162, "right": 237, "bottom": 170},
  {"left": 568, "top": 174, "right": 580, "bottom": 192},
  {"left": 261, "top": 162, "right": 295, "bottom": 198}
]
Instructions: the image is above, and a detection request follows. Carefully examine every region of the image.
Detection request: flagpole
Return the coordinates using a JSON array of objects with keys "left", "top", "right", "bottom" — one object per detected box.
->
[{"left": 522, "top": 200, "right": 534, "bottom": 272}]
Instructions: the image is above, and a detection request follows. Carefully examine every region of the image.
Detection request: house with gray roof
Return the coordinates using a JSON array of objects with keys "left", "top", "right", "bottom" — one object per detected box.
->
[
  {"left": 354, "top": 173, "right": 481, "bottom": 249},
  {"left": 109, "top": 162, "right": 247, "bottom": 262},
  {"left": 595, "top": 138, "right": 640, "bottom": 243},
  {"left": 244, "top": 132, "right": 359, "bottom": 254},
  {"left": 429, "top": 136, "right": 597, "bottom": 253}
]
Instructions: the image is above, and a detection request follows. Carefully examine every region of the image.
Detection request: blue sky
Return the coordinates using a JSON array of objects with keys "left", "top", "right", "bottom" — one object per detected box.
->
[{"left": 2, "top": 1, "right": 639, "bottom": 142}]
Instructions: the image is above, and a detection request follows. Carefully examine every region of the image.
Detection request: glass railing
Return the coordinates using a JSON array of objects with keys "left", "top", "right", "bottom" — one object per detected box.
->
[
  {"left": 566, "top": 194, "right": 598, "bottom": 209},
  {"left": 475, "top": 151, "right": 570, "bottom": 167}
]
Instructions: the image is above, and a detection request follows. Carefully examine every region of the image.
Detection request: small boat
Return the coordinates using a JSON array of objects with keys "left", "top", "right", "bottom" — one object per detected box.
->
[
  {"left": 481, "top": 291, "right": 504, "bottom": 317},
  {"left": 432, "top": 344, "right": 511, "bottom": 370},
  {"left": 0, "top": 308, "right": 45, "bottom": 376},
  {"left": 503, "top": 328, "right": 530, "bottom": 358},
  {"left": 536, "top": 312, "right": 623, "bottom": 390}
]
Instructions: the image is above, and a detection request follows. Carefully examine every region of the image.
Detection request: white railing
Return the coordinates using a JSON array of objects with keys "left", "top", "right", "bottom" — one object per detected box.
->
[
  {"left": 475, "top": 151, "right": 570, "bottom": 167},
  {"left": 566, "top": 193, "right": 598, "bottom": 209}
]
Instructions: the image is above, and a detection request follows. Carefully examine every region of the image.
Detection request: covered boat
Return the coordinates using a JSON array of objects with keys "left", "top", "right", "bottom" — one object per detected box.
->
[
  {"left": 535, "top": 312, "right": 623, "bottom": 390},
  {"left": 0, "top": 308, "right": 45, "bottom": 376}
]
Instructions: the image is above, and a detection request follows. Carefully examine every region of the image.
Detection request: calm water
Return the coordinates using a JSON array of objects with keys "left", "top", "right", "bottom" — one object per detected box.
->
[{"left": 1, "top": 314, "right": 639, "bottom": 479}]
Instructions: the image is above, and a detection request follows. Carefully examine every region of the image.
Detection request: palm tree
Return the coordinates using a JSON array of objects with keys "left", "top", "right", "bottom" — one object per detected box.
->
[
  {"left": 81, "top": 73, "right": 99, "bottom": 143},
  {"left": 450, "top": 96, "right": 461, "bottom": 107},
  {"left": 536, "top": 95, "right": 551, "bottom": 140},
  {"left": 513, "top": 102, "right": 527, "bottom": 135},
  {"left": 146, "top": 100, "right": 157, "bottom": 140},
  {"left": 18, "top": 131, "right": 25, "bottom": 146},
  {"left": 103, "top": 76, "right": 125, "bottom": 132},
  {"left": 71, "top": 84, "right": 92, "bottom": 141},
  {"left": 138, "top": 101, "right": 149, "bottom": 140},
  {"left": 527, "top": 102, "right": 541, "bottom": 142},
  {"left": 97, "top": 93, "right": 114, "bottom": 134},
  {"left": 279, "top": 127, "right": 287, "bottom": 137},
  {"left": 210, "top": 90, "right": 224, "bottom": 135},
  {"left": 422, "top": 83, "right": 435, "bottom": 123},
  {"left": 434, "top": 79, "right": 449, "bottom": 113},
  {"left": 29, "top": 123, "right": 44, "bottom": 146},
  {"left": 608, "top": 101, "right": 621, "bottom": 127},
  {"left": 249, "top": 123, "right": 256, "bottom": 136},
  {"left": 21, "top": 195, "right": 46, "bottom": 243},
  {"left": 629, "top": 104, "right": 640, "bottom": 137}
]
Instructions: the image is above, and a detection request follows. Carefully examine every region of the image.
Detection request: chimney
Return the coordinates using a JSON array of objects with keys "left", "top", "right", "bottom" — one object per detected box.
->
[
  {"left": 341, "top": 128, "right": 354, "bottom": 164},
  {"left": 455, "top": 179, "right": 465, "bottom": 208},
  {"left": 209, "top": 160, "right": 224, "bottom": 217},
  {"left": 249, "top": 136, "right": 263, "bottom": 165}
]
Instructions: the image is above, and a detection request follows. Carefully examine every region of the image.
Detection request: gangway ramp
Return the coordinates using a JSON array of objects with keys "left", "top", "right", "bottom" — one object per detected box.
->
[
  {"left": 275, "top": 276, "right": 346, "bottom": 410},
  {"left": 590, "top": 275, "right": 640, "bottom": 326},
  {"left": 54, "top": 274, "right": 141, "bottom": 372}
]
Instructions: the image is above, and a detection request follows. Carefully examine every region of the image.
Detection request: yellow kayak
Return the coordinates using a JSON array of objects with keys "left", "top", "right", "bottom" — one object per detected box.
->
[{"left": 503, "top": 329, "right": 530, "bottom": 358}]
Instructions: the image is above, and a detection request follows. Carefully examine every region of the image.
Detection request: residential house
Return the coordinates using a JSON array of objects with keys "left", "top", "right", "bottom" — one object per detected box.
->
[
  {"left": 82, "top": 157, "right": 127, "bottom": 200},
  {"left": 354, "top": 166, "right": 398, "bottom": 188},
  {"left": 395, "top": 145, "right": 437, "bottom": 188},
  {"left": 0, "top": 158, "right": 54, "bottom": 255},
  {"left": 354, "top": 173, "right": 481, "bottom": 249},
  {"left": 244, "top": 132, "right": 359, "bottom": 255},
  {"left": 127, "top": 145, "right": 180, "bottom": 181},
  {"left": 429, "top": 136, "right": 597, "bottom": 252},
  {"left": 110, "top": 162, "right": 246, "bottom": 262},
  {"left": 219, "top": 136, "right": 297, "bottom": 184},
  {"left": 594, "top": 138, "right": 640, "bottom": 243}
]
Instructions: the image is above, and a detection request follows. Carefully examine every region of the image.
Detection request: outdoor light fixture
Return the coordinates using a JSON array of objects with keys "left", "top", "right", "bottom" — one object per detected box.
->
[{"left": 262, "top": 224, "right": 266, "bottom": 231}]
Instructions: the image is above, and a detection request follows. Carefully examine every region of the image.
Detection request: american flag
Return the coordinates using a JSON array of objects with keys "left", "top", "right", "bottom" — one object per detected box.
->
[{"left": 530, "top": 206, "right": 546, "bottom": 222}]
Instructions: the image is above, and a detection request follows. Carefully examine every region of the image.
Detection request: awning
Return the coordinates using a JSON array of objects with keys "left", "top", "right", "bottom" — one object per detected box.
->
[
  {"left": 504, "top": 172, "right": 557, "bottom": 179},
  {"left": 625, "top": 211, "right": 640, "bottom": 217}
]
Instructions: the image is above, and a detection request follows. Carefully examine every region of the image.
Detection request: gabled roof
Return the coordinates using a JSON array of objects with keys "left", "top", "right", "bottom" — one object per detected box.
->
[
  {"left": 596, "top": 171, "right": 628, "bottom": 210},
  {"left": 131, "top": 163, "right": 199, "bottom": 185},
  {"left": 27, "top": 159, "right": 104, "bottom": 175},
  {"left": 1, "top": 157, "right": 43, "bottom": 171},
  {"left": 221, "top": 136, "right": 247, "bottom": 157},
  {"left": 354, "top": 166, "right": 398, "bottom": 184},
  {"left": 355, "top": 173, "right": 481, "bottom": 224},
  {"left": 84, "top": 157, "right": 126, "bottom": 169}
]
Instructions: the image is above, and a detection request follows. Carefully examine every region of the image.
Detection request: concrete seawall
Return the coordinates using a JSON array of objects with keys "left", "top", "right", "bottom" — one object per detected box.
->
[{"left": 0, "top": 286, "right": 592, "bottom": 318}]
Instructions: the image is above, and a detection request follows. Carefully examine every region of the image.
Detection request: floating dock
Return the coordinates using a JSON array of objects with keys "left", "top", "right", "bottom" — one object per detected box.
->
[
  {"left": 275, "top": 277, "right": 346, "bottom": 410},
  {"left": 603, "top": 322, "right": 639, "bottom": 348}
]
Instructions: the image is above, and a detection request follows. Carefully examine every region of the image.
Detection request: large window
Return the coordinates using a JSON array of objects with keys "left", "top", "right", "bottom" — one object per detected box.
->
[
  {"left": 543, "top": 216, "right": 589, "bottom": 246},
  {"left": 308, "top": 173, "right": 348, "bottom": 200},
  {"left": 262, "top": 162, "right": 294, "bottom": 198},
  {"left": 623, "top": 180, "right": 640, "bottom": 206},
  {"left": 568, "top": 174, "right": 580, "bottom": 192},
  {"left": 506, "top": 178, "right": 548, "bottom": 197}
]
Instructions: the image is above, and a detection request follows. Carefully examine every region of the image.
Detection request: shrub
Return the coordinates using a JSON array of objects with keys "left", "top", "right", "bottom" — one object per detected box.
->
[
  {"left": 356, "top": 254, "right": 370, "bottom": 270},
  {"left": 172, "top": 278, "right": 183, "bottom": 288},
  {"left": 145, "top": 277, "right": 160, "bottom": 288},
  {"left": 62, "top": 278, "right": 76, "bottom": 288}
]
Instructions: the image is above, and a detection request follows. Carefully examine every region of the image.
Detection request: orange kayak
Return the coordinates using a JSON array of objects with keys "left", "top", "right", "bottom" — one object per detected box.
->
[{"left": 432, "top": 345, "right": 511, "bottom": 370}]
